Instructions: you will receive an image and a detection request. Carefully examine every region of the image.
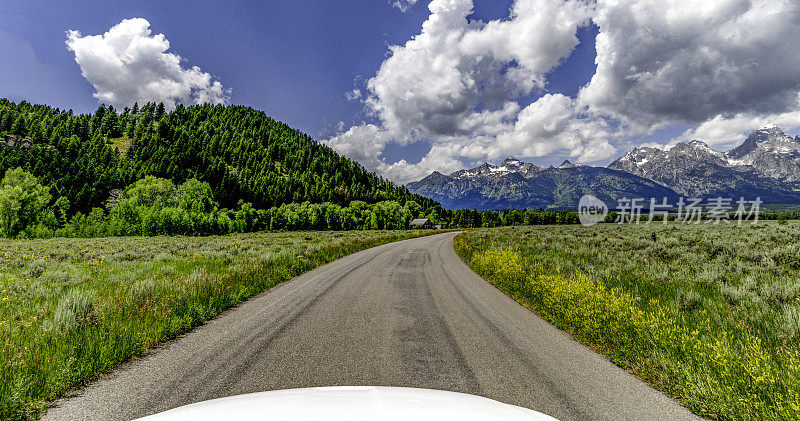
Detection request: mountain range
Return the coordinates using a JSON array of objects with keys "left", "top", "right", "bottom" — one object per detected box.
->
[{"left": 407, "top": 127, "right": 800, "bottom": 210}]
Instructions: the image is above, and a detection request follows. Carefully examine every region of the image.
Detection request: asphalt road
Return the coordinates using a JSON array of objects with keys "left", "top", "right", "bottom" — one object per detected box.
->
[{"left": 44, "top": 232, "right": 699, "bottom": 421}]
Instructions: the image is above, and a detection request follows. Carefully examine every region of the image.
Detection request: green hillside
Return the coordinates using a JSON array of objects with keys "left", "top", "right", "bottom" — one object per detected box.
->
[{"left": 0, "top": 99, "right": 437, "bottom": 216}]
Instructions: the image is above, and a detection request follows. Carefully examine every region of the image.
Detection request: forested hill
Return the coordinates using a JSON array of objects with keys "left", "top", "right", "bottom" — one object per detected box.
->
[{"left": 0, "top": 99, "right": 437, "bottom": 215}]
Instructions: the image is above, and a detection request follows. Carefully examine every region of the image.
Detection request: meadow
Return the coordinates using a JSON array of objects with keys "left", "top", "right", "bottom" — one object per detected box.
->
[
  {"left": 455, "top": 222, "right": 800, "bottom": 420},
  {"left": 0, "top": 230, "right": 438, "bottom": 420}
]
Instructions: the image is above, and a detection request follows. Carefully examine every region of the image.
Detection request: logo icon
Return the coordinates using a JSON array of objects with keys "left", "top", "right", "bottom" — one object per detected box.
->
[{"left": 578, "top": 195, "right": 608, "bottom": 226}]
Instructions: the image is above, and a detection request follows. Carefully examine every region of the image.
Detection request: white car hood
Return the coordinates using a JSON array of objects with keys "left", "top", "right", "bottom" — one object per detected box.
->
[{"left": 135, "top": 386, "right": 558, "bottom": 421}]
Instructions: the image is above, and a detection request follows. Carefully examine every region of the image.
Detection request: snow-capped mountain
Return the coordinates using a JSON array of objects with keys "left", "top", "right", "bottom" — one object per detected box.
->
[
  {"left": 450, "top": 157, "right": 544, "bottom": 179},
  {"left": 726, "top": 127, "right": 800, "bottom": 181},
  {"left": 609, "top": 127, "right": 800, "bottom": 200},
  {"left": 406, "top": 157, "right": 680, "bottom": 210},
  {"left": 407, "top": 127, "right": 800, "bottom": 210}
]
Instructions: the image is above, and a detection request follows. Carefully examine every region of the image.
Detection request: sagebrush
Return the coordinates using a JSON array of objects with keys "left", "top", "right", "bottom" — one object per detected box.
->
[
  {"left": 456, "top": 222, "right": 800, "bottom": 420},
  {"left": 0, "top": 230, "right": 439, "bottom": 420}
]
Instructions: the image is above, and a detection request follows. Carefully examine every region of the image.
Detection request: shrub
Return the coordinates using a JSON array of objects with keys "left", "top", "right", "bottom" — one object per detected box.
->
[
  {"left": 771, "top": 244, "right": 800, "bottom": 269},
  {"left": 44, "top": 270, "right": 85, "bottom": 285},
  {"left": 781, "top": 304, "right": 800, "bottom": 339},
  {"left": 51, "top": 289, "right": 96, "bottom": 331},
  {"left": 159, "top": 265, "right": 176, "bottom": 276},
  {"left": 187, "top": 268, "right": 208, "bottom": 285},
  {"left": 21, "top": 259, "right": 48, "bottom": 279},
  {"left": 153, "top": 252, "right": 174, "bottom": 262},
  {"left": 720, "top": 281, "right": 757, "bottom": 305},
  {"left": 695, "top": 266, "right": 725, "bottom": 286},
  {"left": 24, "top": 282, "right": 49, "bottom": 299},
  {"left": 759, "top": 280, "right": 800, "bottom": 305},
  {"left": 676, "top": 289, "right": 702, "bottom": 311},
  {"left": 129, "top": 279, "right": 162, "bottom": 304}
]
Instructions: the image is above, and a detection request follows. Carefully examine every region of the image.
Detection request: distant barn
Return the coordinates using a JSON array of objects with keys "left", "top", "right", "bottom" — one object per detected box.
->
[{"left": 409, "top": 218, "right": 433, "bottom": 229}]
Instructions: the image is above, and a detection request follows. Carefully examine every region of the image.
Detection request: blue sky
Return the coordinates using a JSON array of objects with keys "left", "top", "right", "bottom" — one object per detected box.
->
[
  {"left": 2, "top": 1, "right": 546, "bottom": 139},
  {"left": 3, "top": 0, "right": 800, "bottom": 183},
  {"left": 2, "top": 0, "right": 432, "bottom": 133}
]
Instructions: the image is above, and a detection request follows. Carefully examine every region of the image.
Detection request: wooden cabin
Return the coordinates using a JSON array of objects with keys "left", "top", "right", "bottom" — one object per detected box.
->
[{"left": 409, "top": 218, "right": 433, "bottom": 229}]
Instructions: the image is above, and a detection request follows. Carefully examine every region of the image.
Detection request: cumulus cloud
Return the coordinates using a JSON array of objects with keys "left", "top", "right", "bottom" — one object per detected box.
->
[
  {"left": 327, "top": 0, "right": 599, "bottom": 184},
  {"left": 382, "top": 145, "right": 466, "bottom": 183},
  {"left": 677, "top": 110, "right": 800, "bottom": 149},
  {"left": 66, "top": 18, "right": 229, "bottom": 110},
  {"left": 323, "top": 124, "right": 465, "bottom": 183},
  {"left": 580, "top": 0, "right": 800, "bottom": 130},
  {"left": 367, "top": 0, "right": 591, "bottom": 137},
  {"left": 330, "top": 0, "right": 800, "bottom": 184},
  {"left": 326, "top": 124, "right": 398, "bottom": 172},
  {"left": 497, "top": 94, "right": 615, "bottom": 163}
]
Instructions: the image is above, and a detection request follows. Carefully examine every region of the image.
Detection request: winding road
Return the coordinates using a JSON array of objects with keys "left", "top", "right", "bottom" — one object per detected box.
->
[{"left": 44, "top": 232, "right": 698, "bottom": 420}]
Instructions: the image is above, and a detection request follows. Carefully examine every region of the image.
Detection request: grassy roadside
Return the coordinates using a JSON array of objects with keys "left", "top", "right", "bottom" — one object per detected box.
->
[
  {"left": 0, "top": 230, "right": 443, "bottom": 420},
  {"left": 454, "top": 224, "right": 800, "bottom": 420}
]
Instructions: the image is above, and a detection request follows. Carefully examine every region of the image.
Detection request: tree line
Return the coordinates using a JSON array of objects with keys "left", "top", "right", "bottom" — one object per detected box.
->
[
  {"left": 0, "top": 168, "right": 582, "bottom": 238},
  {"left": 0, "top": 99, "right": 584, "bottom": 239}
]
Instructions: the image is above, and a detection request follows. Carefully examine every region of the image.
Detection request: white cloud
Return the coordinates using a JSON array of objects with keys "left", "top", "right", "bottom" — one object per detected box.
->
[
  {"left": 460, "top": 0, "right": 594, "bottom": 94},
  {"left": 367, "top": 0, "right": 591, "bottom": 137},
  {"left": 325, "top": 124, "right": 398, "bottom": 173},
  {"left": 345, "top": 88, "right": 362, "bottom": 101},
  {"left": 330, "top": 0, "right": 800, "bottom": 184},
  {"left": 497, "top": 94, "right": 616, "bottom": 163},
  {"left": 677, "top": 110, "right": 800, "bottom": 149},
  {"left": 580, "top": 0, "right": 800, "bottom": 130},
  {"left": 327, "top": 93, "right": 616, "bottom": 185},
  {"left": 325, "top": 124, "right": 466, "bottom": 184},
  {"left": 382, "top": 145, "right": 466, "bottom": 183},
  {"left": 326, "top": 0, "right": 598, "bottom": 183},
  {"left": 66, "top": 18, "right": 229, "bottom": 110},
  {"left": 392, "top": 0, "right": 420, "bottom": 12}
]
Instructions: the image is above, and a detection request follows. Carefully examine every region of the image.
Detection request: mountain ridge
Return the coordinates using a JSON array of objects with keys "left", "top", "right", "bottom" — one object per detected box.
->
[
  {"left": 610, "top": 126, "right": 800, "bottom": 199},
  {"left": 407, "top": 160, "right": 680, "bottom": 210},
  {"left": 408, "top": 126, "right": 800, "bottom": 209}
]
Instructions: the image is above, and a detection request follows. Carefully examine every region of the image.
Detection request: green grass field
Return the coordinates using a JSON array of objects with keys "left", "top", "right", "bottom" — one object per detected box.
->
[
  {"left": 0, "top": 230, "right": 438, "bottom": 420},
  {"left": 455, "top": 222, "right": 800, "bottom": 420}
]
